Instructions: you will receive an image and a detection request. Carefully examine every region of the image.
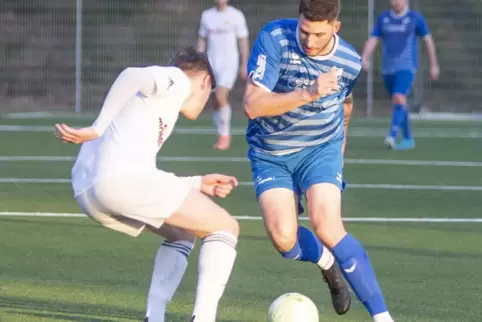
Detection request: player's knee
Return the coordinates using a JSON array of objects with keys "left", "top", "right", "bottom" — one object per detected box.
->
[
  {"left": 310, "top": 208, "right": 346, "bottom": 248},
  {"left": 267, "top": 222, "right": 297, "bottom": 251},
  {"left": 392, "top": 94, "right": 406, "bottom": 105},
  {"left": 306, "top": 192, "right": 346, "bottom": 247},
  {"left": 313, "top": 224, "right": 346, "bottom": 249},
  {"left": 215, "top": 92, "right": 229, "bottom": 107},
  {"left": 168, "top": 229, "right": 196, "bottom": 244},
  {"left": 230, "top": 218, "right": 240, "bottom": 237},
  {"left": 219, "top": 215, "right": 240, "bottom": 238}
]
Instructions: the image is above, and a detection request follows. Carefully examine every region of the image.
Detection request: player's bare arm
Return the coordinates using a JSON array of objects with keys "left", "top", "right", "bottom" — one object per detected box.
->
[
  {"left": 197, "top": 37, "right": 207, "bottom": 53},
  {"left": 197, "top": 11, "right": 207, "bottom": 53},
  {"left": 244, "top": 69, "right": 339, "bottom": 119},
  {"left": 342, "top": 94, "right": 353, "bottom": 154},
  {"left": 423, "top": 34, "right": 439, "bottom": 80},
  {"left": 361, "top": 37, "right": 379, "bottom": 71},
  {"left": 238, "top": 37, "right": 249, "bottom": 80}
]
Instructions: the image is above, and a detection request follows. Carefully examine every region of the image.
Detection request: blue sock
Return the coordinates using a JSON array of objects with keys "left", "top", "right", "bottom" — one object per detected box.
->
[
  {"left": 389, "top": 104, "right": 405, "bottom": 138},
  {"left": 332, "top": 234, "right": 388, "bottom": 316},
  {"left": 297, "top": 225, "right": 323, "bottom": 263},
  {"left": 401, "top": 108, "right": 412, "bottom": 139},
  {"left": 279, "top": 226, "right": 324, "bottom": 264}
]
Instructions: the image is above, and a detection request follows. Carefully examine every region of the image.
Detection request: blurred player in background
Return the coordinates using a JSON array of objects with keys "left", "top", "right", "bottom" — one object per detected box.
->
[
  {"left": 362, "top": 0, "right": 439, "bottom": 150},
  {"left": 197, "top": 0, "right": 249, "bottom": 150},
  {"left": 244, "top": 0, "right": 395, "bottom": 321},
  {"left": 55, "top": 46, "right": 239, "bottom": 322}
]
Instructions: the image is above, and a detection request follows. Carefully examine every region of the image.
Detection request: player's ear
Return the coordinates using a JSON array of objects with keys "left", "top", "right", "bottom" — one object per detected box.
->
[
  {"left": 201, "top": 74, "right": 210, "bottom": 90},
  {"left": 333, "top": 20, "right": 341, "bottom": 34}
]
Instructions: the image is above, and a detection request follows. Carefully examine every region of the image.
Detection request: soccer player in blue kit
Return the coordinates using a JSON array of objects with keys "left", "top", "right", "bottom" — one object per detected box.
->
[
  {"left": 362, "top": 0, "right": 439, "bottom": 150},
  {"left": 243, "top": 0, "right": 394, "bottom": 321}
]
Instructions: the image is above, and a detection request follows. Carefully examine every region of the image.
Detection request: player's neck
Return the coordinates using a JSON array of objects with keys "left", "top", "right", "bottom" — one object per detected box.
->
[
  {"left": 215, "top": 4, "right": 228, "bottom": 12},
  {"left": 391, "top": 7, "right": 409, "bottom": 17},
  {"left": 318, "top": 35, "right": 337, "bottom": 57}
]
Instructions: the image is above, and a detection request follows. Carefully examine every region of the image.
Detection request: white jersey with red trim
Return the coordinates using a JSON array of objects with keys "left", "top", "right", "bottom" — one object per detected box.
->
[{"left": 71, "top": 66, "right": 190, "bottom": 197}]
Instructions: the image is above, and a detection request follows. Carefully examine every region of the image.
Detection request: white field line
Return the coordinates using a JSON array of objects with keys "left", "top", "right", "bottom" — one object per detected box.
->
[
  {"left": 1, "top": 211, "right": 481, "bottom": 223},
  {"left": 0, "top": 155, "right": 481, "bottom": 167},
  {"left": 1, "top": 125, "right": 482, "bottom": 138},
  {"left": 1, "top": 178, "right": 482, "bottom": 191}
]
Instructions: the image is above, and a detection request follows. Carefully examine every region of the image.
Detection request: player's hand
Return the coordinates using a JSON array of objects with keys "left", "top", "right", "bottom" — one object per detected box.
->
[
  {"left": 239, "top": 64, "right": 248, "bottom": 81},
  {"left": 361, "top": 57, "right": 370, "bottom": 71},
  {"left": 429, "top": 64, "right": 440, "bottom": 80},
  {"left": 306, "top": 68, "right": 340, "bottom": 101},
  {"left": 200, "top": 173, "right": 238, "bottom": 198},
  {"left": 54, "top": 124, "right": 99, "bottom": 144}
]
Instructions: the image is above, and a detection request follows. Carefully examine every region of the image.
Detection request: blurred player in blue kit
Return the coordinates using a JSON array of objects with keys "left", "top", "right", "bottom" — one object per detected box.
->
[
  {"left": 362, "top": 0, "right": 439, "bottom": 150},
  {"left": 243, "top": 0, "right": 395, "bottom": 321}
]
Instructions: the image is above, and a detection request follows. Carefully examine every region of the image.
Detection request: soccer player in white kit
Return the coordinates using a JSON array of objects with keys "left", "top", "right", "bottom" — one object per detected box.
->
[
  {"left": 55, "top": 46, "right": 240, "bottom": 322},
  {"left": 197, "top": 0, "right": 249, "bottom": 150}
]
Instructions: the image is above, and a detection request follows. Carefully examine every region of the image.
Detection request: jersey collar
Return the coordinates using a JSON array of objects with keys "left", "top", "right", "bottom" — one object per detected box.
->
[
  {"left": 390, "top": 8, "right": 409, "bottom": 18},
  {"left": 295, "top": 24, "right": 339, "bottom": 61}
]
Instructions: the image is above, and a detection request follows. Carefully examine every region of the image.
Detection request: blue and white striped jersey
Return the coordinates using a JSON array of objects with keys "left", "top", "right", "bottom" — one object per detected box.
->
[
  {"left": 246, "top": 19, "right": 361, "bottom": 156},
  {"left": 371, "top": 10, "right": 430, "bottom": 74}
]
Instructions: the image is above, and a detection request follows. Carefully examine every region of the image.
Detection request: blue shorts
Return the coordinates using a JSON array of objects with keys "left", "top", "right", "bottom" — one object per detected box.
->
[
  {"left": 249, "top": 139, "right": 345, "bottom": 214},
  {"left": 383, "top": 70, "right": 415, "bottom": 96}
]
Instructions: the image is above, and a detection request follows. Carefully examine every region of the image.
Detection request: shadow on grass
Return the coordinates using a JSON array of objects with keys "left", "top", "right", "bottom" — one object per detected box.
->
[{"left": 0, "top": 296, "right": 242, "bottom": 322}]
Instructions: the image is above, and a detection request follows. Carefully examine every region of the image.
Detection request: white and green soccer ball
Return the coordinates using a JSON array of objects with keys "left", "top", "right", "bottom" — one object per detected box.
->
[{"left": 268, "top": 292, "right": 319, "bottom": 322}]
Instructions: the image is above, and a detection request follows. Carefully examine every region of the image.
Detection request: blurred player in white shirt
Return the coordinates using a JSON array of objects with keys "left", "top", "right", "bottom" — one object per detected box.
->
[
  {"left": 55, "top": 46, "right": 239, "bottom": 322},
  {"left": 197, "top": 0, "right": 249, "bottom": 150}
]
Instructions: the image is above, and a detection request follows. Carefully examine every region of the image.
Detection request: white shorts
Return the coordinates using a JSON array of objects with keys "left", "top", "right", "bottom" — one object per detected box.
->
[
  {"left": 212, "top": 62, "right": 239, "bottom": 90},
  {"left": 75, "top": 170, "right": 193, "bottom": 237}
]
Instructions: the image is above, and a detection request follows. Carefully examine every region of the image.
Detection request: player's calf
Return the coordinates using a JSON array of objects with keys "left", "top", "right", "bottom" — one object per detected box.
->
[
  {"left": 258, "top": 188, "right": 350, "bottom": 314},
  {"left": 145, "top": 225, "right": 195, "bottom": 322},
  {"left": 166, "top": 189, "right": 239, "bottom": 322},
  {"left": 213, "top": 87, "right": 232, "bottom": 151},
  {"left": 306, "top": 183, "right": 393, "bottom": 321},
  {"left": 259, "top": 188, "right": 336, "bottom": 269}
]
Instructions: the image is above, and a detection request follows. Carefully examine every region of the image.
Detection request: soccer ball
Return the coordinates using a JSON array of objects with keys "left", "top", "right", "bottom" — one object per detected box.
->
[{"left": 268, "top": 292, "right": 319, "bottom": 322}]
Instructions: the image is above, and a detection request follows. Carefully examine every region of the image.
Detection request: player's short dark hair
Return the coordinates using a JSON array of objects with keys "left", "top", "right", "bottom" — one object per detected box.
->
[
  {"left": 169, "top": 45, "right": 216, "bottom": 89},
  {"left": 299, "top": 0, "right": 341, "bottom": 22}
]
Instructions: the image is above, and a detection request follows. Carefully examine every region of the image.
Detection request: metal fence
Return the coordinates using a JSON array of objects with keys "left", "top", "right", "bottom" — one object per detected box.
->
[{"left": 1, "top": 0, "right": 481, "bottom": 116}]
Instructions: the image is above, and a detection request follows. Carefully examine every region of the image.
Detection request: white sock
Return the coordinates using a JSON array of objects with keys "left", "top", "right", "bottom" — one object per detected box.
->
[
  {"left": 145, "top": 240, "right": 194, "bottom": 322},
  {"left": 373, "top": 312, "right": 395, "bottom": 322},
  {"left": 212, "top": 106, "right": 231, "bottom": 136},
  {"left": 192, "top": 232, "right": 237, "bottom": 322},
  {"left": 317, "top": 246, "right": 335, "bottom": 270}
]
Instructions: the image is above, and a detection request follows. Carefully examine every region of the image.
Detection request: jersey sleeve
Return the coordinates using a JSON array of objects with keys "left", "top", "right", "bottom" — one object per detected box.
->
[
  {"left": 370, "top": 14, "right": 384, "bottom": 38},
  {"left": 92, "top": 67, "right": 162, "bottom": 135},
  {"left": 345, "top": 75, "right": 359, "bottom": 97},
  {"left": 235, "top": 12, "right": 249, "bottom": 38},
  {"left": 144, "top": 66, "right": 173, "bottom": 97},
  {"left": 415, "top": 13, "right": 431, "bottom": 37},
  {"left": 198, "top": 12, "right": 208, "bottom": 38},
  {"left": 247, "top": 29, "right": 281, "bottom": 91},
  {"left": 345, "top": 66, "right": 361, "bottom": 97}
]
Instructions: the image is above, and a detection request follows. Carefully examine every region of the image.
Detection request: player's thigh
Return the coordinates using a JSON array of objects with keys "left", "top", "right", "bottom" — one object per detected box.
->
[
  {"left": 249, "top": 148, "right": 297, "bottom": 200},
  {"left": 249, "top": 149, "right": 299, "bottom": 249},
  {"left": 305, "top": 183, "right": 345, "bottom": 248},
  {"left": 383, "top": 74, "right": 395, "bottom": 97},
  {"left": 76, "top": 191, "right": 146, "bottom": 237},
  {"left": 92, "top": 171, "right": 197, "bottom": 232},
  {"left": 295, "top": 141, "right": 346, "bottom": 247},
  {"left": 294, "top": 140, "right": 344, "bottom": 196},
  {"left": 148, "top": 224, "right": 196, "bottom": 243},
  {"left": 215, "top": 64, "right": 237, "bottom": 91},
  {"left": 165, "top": 188, "right": 239, "bottom": 239},
  {"left": 258, "top": 188, "right": 299, "bottom": 251},
  {"left": 214, "top": 86, "right": 230, "bottom": 107},
  {"left": 392, "top": 70, "right": 415, "bottom": 103}
]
